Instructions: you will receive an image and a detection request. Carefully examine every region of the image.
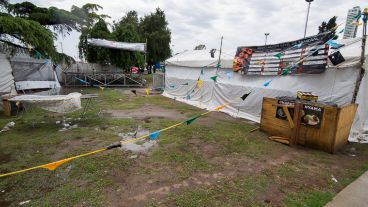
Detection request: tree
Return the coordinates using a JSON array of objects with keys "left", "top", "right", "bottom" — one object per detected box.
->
[
  {"left": 194, "top": 44, "right": 206, "bottom": 50},
  {"left": 139, "top": 8, "right": 171, "bottom": 65},
  {"left": 86, "top": 19, "right": 112, "bottom": 64},
  {"left": 110, "top": 11, "right": 145, "bottom": 70},
  {"left": 318, "top": 16, "right": 338, "bottom": 39},
  {"left": 0, "top": 0, "right": 90, "bottom": 62},
  {"left": 77, "top": 3, "right": 110, "bottom": 61}
]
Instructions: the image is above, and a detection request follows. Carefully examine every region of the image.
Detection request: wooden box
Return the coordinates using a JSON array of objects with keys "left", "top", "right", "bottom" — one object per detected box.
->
[
  {"left": 2, "top": 96, "right": 18, "bottom": 117},
  {"left": 260, "top": 97, "right": 357, "bottom": 153}
]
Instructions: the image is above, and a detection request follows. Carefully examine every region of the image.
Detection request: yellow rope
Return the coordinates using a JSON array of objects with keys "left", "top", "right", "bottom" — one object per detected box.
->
[
  {"left": 0, "top": 148, "right": 107, "bottom": 177},
  {"left": 0, "top": 103, "right": 229, "bottom": 178}
]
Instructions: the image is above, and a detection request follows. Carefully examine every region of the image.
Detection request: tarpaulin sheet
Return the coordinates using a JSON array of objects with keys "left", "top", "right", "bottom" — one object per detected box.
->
[
  {"left": 10, "top": 92, "right": 82, "bottom": 113},
  {"left": 87, "top": 38, "right": 146, "bottom": 52},
  {"left": 0, "top": 54, "right": 14, "bottom": 93}
]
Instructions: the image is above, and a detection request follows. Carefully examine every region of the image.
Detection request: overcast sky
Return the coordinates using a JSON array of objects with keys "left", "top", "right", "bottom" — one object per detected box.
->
[{"left": 10, "top": 0, "right": 367, "bottom": 60}]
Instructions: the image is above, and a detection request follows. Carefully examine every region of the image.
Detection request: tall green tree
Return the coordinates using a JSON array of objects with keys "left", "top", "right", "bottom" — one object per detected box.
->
[
  {"left": 0, "top": 0, "right": 91, "bottom": 62},
  {"left": 86, "top": 19, "right": 112, "bottom": 64},
  {"left": 139, "top": 8, "right": 171, "bottom": 65},
  {"left": 318, "top": 16, "right": 338, "bottom": 39},
  {"left": 77, "top": 7, "right": 172, "bottom": 69},
  {"left": 76, "top": 3, "right": 110, "bottom": 61},
  {"left": 110, "top": 11, "right": 145, "bottom": 70}
]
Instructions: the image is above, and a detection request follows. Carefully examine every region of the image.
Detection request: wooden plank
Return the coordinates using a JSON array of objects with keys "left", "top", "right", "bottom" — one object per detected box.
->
[
  {"left": 302, "top": 106, "right": 338, "bottom": 153},
  {"left": 2, "top": 99, "right": 11, "bottom": 117},
  {"left": 283, "top": 106, "right": 294, "bottom": 128},
  {"left": 261, "top": 97, "right": 293, "bottom": 139},
  {"left": 290, "top": 103, "right": 302, "bottom": 145},
  {"left": 333, "top": 104, "right": 358, "bottom": 153}
]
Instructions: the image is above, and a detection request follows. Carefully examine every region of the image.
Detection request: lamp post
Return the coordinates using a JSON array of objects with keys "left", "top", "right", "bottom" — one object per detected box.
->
[
  {"left": 304, "top": 0, "right": 314, "bottom": 38},
  {"left": 264, "top": 33, "right": 270, "bottom": 46}
]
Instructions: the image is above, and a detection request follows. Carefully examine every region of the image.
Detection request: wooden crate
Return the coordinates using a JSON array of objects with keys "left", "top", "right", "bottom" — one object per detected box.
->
[{"left": 260, "top": 97, "right": 357, "bottom": 153}]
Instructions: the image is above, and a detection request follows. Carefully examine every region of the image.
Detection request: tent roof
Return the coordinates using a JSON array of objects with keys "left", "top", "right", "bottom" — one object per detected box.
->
[{"left": 166, "top": 49, "right": 235, "bottom": 68}]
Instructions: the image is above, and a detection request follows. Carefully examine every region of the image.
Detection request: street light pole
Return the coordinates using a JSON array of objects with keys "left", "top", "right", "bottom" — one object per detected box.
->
[
  {"left": 304, "top": 0, "right": 314, "bottom": 38},
  {"left": 264, "top": 33, "right": 270, "bottom": 46}
]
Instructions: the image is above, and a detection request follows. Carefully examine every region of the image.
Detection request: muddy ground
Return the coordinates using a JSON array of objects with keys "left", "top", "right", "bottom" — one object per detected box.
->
[{"left": 1, "top": 88, "right": 368, "bottom": 207}]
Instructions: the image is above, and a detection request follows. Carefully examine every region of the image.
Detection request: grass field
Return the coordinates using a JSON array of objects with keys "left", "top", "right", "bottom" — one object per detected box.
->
[{"left": 1, "top": 88, "right": 368, "bottom": 207}]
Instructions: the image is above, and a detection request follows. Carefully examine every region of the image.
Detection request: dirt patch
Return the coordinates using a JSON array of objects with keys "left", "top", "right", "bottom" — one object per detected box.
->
[
  {"left": 119, "top": 128, "right": 158, "bottom": 153},
  {"left": 104, "top": 105, "right": 186, "bottom": 120},
  {"left": 0, "top": 200, "right": 12, "bottom": 207},
  {"left": 120, "top": 88, "right": 162, "bottom": 97},
  {"left": 0, "top": 152, "right": 11, "bottom": 164},
  {"left": 52, "top": 137, "right": 104, "bottom": 160},
  {"left": 104, "top": 147, "right": 296, "bottom": 207},
  {"left": 197, "top": 111, "right": 257, "bottom": 126}
]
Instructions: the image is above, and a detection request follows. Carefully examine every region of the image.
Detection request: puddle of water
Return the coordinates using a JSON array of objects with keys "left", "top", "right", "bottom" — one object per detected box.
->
[{"left": 118, "top": 128, "right": 157, "bottom": 153}]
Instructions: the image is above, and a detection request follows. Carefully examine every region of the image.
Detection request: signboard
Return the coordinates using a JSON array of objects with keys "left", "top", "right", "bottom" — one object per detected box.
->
[
  {"left": 233, "top": 33, "right": 333, "bottom": 75},
  {"left": 301, "top": 104, "right": 324, "bottom": 128},
  {"left": 275, "top": 99, "right": 295, "bottom": 120}
]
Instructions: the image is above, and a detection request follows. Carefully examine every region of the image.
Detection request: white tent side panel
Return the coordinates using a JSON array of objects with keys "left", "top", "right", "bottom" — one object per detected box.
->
[
  {"left": 163, "top": 38, "right": 368, "bottom": 143},
  {"left": 0, "top": 54, "right": 15, "bottom": 93}
]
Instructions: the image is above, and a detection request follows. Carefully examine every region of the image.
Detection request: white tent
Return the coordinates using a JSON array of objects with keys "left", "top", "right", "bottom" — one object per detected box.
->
[
  {"left": 0, "top": 53, "right": 15, "bottom": 94},
  {"left": 0, "top": 53, "right": 61, "bottom": 109},
  {"left": 163, "top": 38, "right": 368, "bottom": 143}
]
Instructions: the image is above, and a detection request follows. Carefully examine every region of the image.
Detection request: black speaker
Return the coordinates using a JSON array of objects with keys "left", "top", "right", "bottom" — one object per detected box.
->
[
  {"left": 329, "top": 51, "right": 345, "bottom": 66},
  {"left": 209, "top": 49, "right": 216, "bottom": 58}
]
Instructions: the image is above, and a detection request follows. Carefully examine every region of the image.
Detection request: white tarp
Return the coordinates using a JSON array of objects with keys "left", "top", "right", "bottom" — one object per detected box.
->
[
  {"left": 0, "top": 54, "right": 15, "bottom": 93},
  {"left": 87, "top": 38, "right": 146, "bottom": 53},
  {"left": 163, "top": 38, "right": 368, "bottom": 143},
  {"left": 10, "top": 93, "right": 82, "bottom": 113}
]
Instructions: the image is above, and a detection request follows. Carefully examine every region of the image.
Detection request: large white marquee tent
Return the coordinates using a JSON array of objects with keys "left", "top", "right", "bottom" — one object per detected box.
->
[{"left": 163, "top": 38, "right": 368, "bottom": 143}]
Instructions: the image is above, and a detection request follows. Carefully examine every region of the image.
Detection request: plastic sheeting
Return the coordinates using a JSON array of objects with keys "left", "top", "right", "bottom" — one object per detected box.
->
[
  {"left": 87, "top": 38, "right": 146, "bottom": 52},
  {"left": 10, "top": 56, "right": 55, "bottom": 81},
  {"left": 0, "top": 54, "right": 15, "bottom": 93},
  {"left": 10, "top": 93, "right": 82, "bottom": 113},
  {"left": 163, "top": 38, "right": 368, "bottom": 143}
]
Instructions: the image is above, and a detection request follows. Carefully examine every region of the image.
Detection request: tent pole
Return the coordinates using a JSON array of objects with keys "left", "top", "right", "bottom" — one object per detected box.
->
[
  {"left": 217, "top": 36, "right": 223, "bottom": 69},
  {"left": 209, "top": 36, "right": 224, "bottom": 106},
  {"left": 352, "top": 8, "right": 367, "bottom": 103}
]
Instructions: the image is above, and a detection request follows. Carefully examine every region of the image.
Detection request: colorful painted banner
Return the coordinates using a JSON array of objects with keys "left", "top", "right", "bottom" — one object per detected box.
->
[{"left": 233, "top": 33, "right": 333, "bottom": 75}]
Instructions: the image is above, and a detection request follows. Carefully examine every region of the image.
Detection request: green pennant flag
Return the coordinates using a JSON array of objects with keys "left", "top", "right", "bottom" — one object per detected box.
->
[
  {"left": 35, "top": 51, "right": 42, "bottom": 59},
  {"left": 274, "top": 53, "right": 281, "bottom": 59},
  {"left": 185, "top": 115, "right": 201, "bottom": 125},
  {"left": 281, "top": 69, "right": 290, "bottom": 76},
  {"left": 210, "top": 76, "right": 218, "bottom": 82},
  {"left": 216, "top": 63, "right": 221, "bottom": 68},
  {"left": 353, "top": 11, "right": 361, "bottom": 19}
]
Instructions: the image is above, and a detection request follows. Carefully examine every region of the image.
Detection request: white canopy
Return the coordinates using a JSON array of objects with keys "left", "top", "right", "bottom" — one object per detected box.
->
[
  {"left": 163, "top": 38, "right": 368, "bottom": 143},
  {"left": 87, "top": 38, "right": 146, "bottom": 53}
]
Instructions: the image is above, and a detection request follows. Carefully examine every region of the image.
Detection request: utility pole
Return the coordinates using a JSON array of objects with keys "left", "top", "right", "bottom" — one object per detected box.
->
[{"left": 304, "top": 0, "right": 314, "bottom": 38}]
